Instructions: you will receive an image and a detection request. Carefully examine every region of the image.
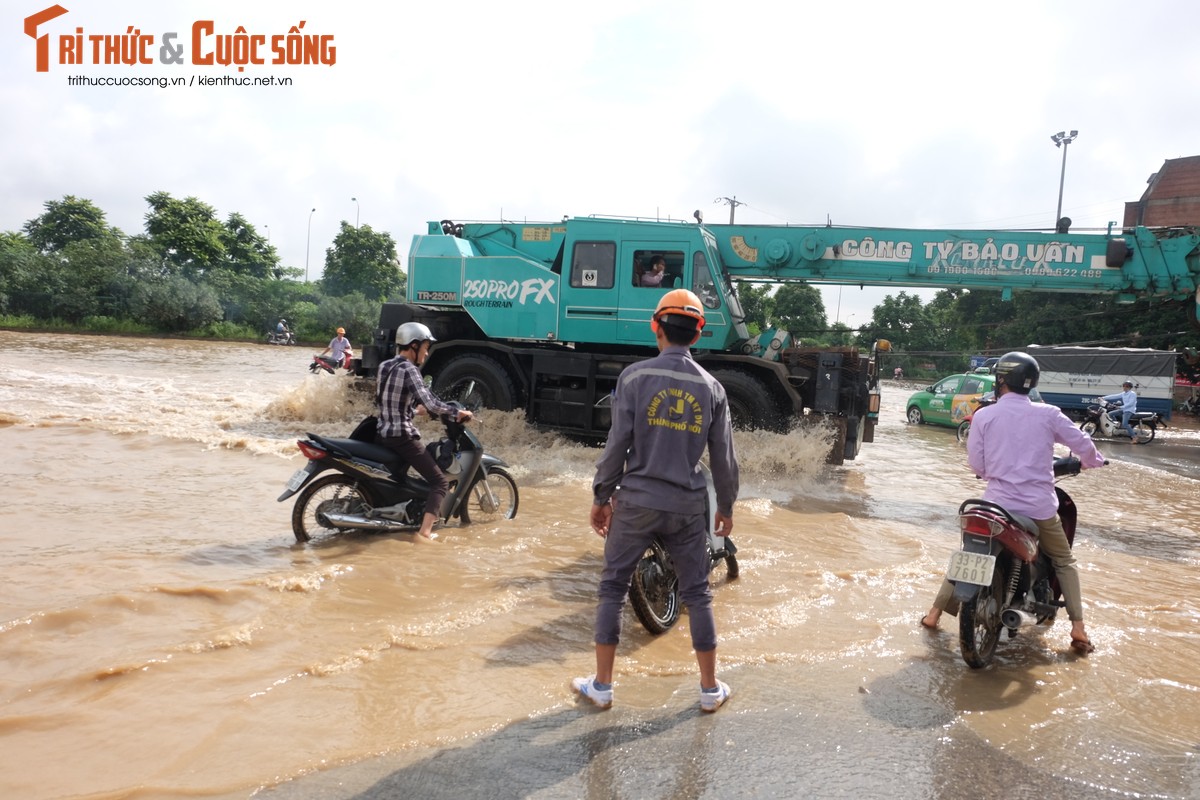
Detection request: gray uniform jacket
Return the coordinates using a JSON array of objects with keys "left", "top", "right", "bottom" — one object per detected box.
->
[{"left": 593, "top": 345, "right": 739, "bottom": 516}]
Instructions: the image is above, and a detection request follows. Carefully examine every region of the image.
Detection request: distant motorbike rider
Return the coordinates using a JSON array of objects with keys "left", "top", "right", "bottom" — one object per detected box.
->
[
  {"left": 372, "top": 322, "right": 472, "bottom": 539},
  {"left": 921, "top": 351, "right": 1105, "bottom": 654},
  {"left": 276, "top": 318, "right": 289, "bottom": 335},
  {"left": 1101, "top": 380, "right": 1138, "bottom": 439}
]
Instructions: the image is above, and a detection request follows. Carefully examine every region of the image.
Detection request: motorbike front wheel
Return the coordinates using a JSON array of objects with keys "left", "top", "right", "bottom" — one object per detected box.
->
[
  {"left": 959, "top": 561, "right": 1006, "bottom": 669},
  {"left": 956, "top": 420, "right": 971, "bottom": 445},
  {"left": 291, "top": 474, "right": 375, "bottom": 543},
  {"left": 630, "top": 546, "right": 680, "bottom": 635},
  {"left": 459, "top": 467, "right": 519, "bottom": 525}
]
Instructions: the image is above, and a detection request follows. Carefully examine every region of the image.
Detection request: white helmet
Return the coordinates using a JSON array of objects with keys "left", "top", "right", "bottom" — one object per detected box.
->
[{"left": 396, "top": 322, "right": 436, "bottom": 349}]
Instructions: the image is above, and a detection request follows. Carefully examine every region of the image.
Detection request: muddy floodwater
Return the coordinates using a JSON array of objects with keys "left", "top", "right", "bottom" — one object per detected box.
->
[{"left": 0, "top": 331, "right": 1197, "bottom": 799}]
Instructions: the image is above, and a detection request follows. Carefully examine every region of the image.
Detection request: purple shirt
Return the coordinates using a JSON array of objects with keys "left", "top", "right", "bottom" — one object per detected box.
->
[{"left": 966, "top": 391, "right": 1105, "bottom": 519}]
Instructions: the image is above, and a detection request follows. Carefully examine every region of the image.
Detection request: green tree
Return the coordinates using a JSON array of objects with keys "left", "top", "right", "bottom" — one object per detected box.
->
[
  {"left": 773, "top": 282, "right": 826, "bottom": 339},
  {"left": 132, "top": 275, "right": 222, "bottom": 332},
  {"left": 733, "top": 281, "right": 774, "bottom": 335},
  {"left": 220, "top": 212, "right": 278, "bottom": 279},
  {"left": 860, "top": 291, "right": 932, "bottom": 351},
  {"left": 322, "top": 222, "right": 401, "bottom": 299},
  {"left": 144, "top": 191, "right": 227, "bottom": 277},
  {"left": 22, "top": 195, "right": 121, "bottom": 253}
]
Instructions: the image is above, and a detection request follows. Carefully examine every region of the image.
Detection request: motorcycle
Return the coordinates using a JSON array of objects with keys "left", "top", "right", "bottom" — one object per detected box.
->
[
  {"left": 278, "top": 406, "right": 518, "bottom": 542},
  {"left": 309, "top": 351, "right": 353, "bottom": 374},
  {"left": 629, "top": 463, "right": 739, "bottom": 635},
  {"left": 946, "top": 456, "right": 1099, "bottom": 669},
  {"left": 1079, "top": 397, "right": 1164, "bottom": 444},
  {"left": 955, "top": 392, "right": 996, "bottom": 445},
  {"left": 267, "top": 330, "right": 296, "bottom": 345},
  {"left": 1179, "top": 387, "right": 1199, "bottom": 415}
]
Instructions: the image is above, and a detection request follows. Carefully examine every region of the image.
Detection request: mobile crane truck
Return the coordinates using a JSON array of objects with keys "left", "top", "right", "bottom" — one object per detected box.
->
[{"left": 355, "top": 215, "right": 1200, "bottom": 464}]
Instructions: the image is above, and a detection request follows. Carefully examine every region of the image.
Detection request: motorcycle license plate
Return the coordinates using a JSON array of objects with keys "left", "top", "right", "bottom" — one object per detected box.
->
[
  {"left": 285, "top": 466, "right": 312, "bottom": 492},
  {"left": 946, "top": 550, "right": 996, "bottom": 586}
]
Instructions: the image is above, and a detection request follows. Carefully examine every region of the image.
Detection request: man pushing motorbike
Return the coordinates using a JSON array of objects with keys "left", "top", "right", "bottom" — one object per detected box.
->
[
  {"left": 921, "top": 351, "right": 1105, "bottom": 654},
  {"left": 372, "top": 322, "right": 472, "bottom": 540},
  {"left": 573, "top": 289, "right": 739, "bottom": 712}
]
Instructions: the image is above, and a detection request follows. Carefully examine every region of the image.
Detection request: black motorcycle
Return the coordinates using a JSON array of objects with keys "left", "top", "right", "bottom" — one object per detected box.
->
[
  {"left": 629, "top": 464, "right": 739, "bottom": 634},
  {"left": 278, "top": 408, "right": 518, "bottom": 542},
  {"left": 947, "top": 456, "right": 1100, "bottom": 668},
  {"left": 267, "top": 330, "right": 296, "bottom": 345},
  {"left": 1079, "top": 398, "right": 1164, "bottom": 444}
]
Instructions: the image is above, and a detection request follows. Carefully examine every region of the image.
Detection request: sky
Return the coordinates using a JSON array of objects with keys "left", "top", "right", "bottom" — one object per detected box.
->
[{"left": 6, "top": 0, "right": 1200, "bottom": 326}]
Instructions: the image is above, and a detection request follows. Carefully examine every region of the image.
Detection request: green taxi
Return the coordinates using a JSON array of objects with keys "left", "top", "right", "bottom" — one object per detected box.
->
[{"left": 906, "top": 371, "right": 995, "bottom": 427}]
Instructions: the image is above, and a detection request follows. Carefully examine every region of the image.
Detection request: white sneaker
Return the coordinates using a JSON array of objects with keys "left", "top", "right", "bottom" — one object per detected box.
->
[
  {"left": 700, "top": 680, "right": 731, "bottom": 713},
  {"left": 571, "top": 675, "right": 613, "bottom": 709}
]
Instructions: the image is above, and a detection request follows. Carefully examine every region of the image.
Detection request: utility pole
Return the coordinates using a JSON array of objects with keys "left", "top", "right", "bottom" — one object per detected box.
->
[{"left": 714, "top": 196, "right": 746, "bottom": 224}]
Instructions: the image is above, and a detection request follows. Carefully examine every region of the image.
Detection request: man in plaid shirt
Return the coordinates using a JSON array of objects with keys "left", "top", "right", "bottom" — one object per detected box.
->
[{"left": 374, "top": 322, "right": 472, "bottom": 539}]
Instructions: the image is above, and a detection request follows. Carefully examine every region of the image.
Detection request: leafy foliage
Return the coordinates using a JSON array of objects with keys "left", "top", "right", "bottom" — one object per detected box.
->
[
  {"left": 773, "top": 283, "right": 826, "bottom": 338},
  {"left": 733, "top": 281, "right": 774, "bottom": 334},
  {"left": 321, "top": 223, "right": 401, "bottom": 300},
  {"left": 22, "top": 196, "right": 121, "bottom": 253}
]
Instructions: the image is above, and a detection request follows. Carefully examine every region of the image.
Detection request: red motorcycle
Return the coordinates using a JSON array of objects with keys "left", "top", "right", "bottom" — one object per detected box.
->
[
  {"left": 944, "top": 456, "right": 1099, "bottom": 668},
  {"left": 955, "top": 392, "right": 995, "bottom": 445},
  {"left": 309, "top": 350, "right": 353, "bottom": 374}
]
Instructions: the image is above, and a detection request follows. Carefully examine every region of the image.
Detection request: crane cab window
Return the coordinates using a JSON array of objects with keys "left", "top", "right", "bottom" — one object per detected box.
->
[
  {"left": 570, "top": 241, "right": 615, "bottom": 288},
  {"left": 633, "top": 249, "right": 684, "bottom": 288}
]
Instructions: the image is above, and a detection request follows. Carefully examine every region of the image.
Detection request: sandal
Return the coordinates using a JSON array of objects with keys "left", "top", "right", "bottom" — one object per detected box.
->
[
  {"left": 1070, "top": 636, "right": 1095, "bottom": 655},
  {"left": 919, "top": 615, "right": 939, "bottom": 630}
]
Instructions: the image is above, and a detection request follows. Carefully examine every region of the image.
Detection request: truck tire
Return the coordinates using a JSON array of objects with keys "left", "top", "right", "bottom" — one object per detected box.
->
[
  {"left": 709, "top": 369, "right": 779, "bottom": 431},
  {"left": 431, "top": 354, "right": 517, "bottom": 412}
]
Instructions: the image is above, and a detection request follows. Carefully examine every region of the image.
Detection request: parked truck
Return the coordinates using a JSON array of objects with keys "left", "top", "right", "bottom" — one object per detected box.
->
[{"left": 355, "top": 216, "right": 1200, "bottom": 463}]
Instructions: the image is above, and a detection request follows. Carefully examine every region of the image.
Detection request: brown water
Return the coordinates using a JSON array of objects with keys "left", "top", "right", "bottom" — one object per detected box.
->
[{"left": 1, "top": 331, "right": 1197, "bottom": 799}]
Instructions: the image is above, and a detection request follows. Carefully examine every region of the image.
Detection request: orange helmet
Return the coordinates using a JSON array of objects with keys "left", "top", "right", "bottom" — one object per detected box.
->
[
  {"left": 336, "top": 327, "right": 346, "bottom": 335},
  {"left": 652, "top": 289, "right": 706, "bottom": 331}
]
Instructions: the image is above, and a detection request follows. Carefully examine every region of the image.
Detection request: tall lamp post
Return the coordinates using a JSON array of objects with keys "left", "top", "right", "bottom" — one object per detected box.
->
[
  {"left": 1051, "top": 130, "right": 1078, "bottom": 229},
  {"left": 305, "top": 207, "right": 316, "bottom": 282},
  {"left": 351, "top": 197, "right": 360, "bottom": 229}
]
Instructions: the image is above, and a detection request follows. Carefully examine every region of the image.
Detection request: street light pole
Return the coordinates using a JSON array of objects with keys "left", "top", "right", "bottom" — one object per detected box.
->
[
  {"left": 351, "top": 197, "right": 359, "bottom": 228},
  {"left": 305, "top": 207, "right": 315, "bottom": 282},
  {"left": 1050, "top": 130, "right": 1078, "bottom": 229}
]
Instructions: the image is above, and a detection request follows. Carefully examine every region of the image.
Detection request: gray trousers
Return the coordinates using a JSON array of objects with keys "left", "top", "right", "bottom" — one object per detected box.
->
[
  {"left": 933, "top": 514, "right": 1084, "bottom": 621},
  {"left": 595, "top": 497, "right": 717, "bottom": 652}
]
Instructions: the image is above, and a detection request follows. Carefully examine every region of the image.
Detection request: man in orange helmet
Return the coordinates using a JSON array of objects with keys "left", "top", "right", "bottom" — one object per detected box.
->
[
  {"left": 573, "top": 289, "right": 740, "bottom": 712},
  {"left": 318, "top": 326, "right": 353, "bottom": 370}
]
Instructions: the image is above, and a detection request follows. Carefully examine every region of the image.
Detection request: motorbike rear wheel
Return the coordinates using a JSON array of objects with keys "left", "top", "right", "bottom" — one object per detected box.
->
[
  {"left": 1080, "top": 420, "right": 1098, "bottom": 437},
  {"left": 291, "top": 474, "right": 375, "bottom": 543},
  {"left": 459, "top": 467, "right": 519, "bottom": 525},
  {"left": 959, "top": 561, "right": 1006, "bottom": 669},
  {"left": 630, "top": 544, "right": 680, "bottom": 635},
  {"left": 1131, "top": 421, "right": 1155, "bottom": 444}
]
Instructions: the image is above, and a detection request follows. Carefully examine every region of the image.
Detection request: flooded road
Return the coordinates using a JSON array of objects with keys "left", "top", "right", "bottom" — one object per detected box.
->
[{"left": 0, "top": 332, "right": 1197, "bottom": 798}]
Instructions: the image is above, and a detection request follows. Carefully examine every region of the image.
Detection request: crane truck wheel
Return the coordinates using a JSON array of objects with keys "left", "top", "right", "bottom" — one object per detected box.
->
[
  {"left": 431, "top": 354, "right": 517, "bottom": 412},
  {"left": 708, "top": 369, "right": 780, "bottom": 432}
]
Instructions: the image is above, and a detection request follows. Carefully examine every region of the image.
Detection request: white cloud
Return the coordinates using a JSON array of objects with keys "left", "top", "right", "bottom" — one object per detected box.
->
[{"left": 5, "top": 0, "right": 1199, "bottom": 325}]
